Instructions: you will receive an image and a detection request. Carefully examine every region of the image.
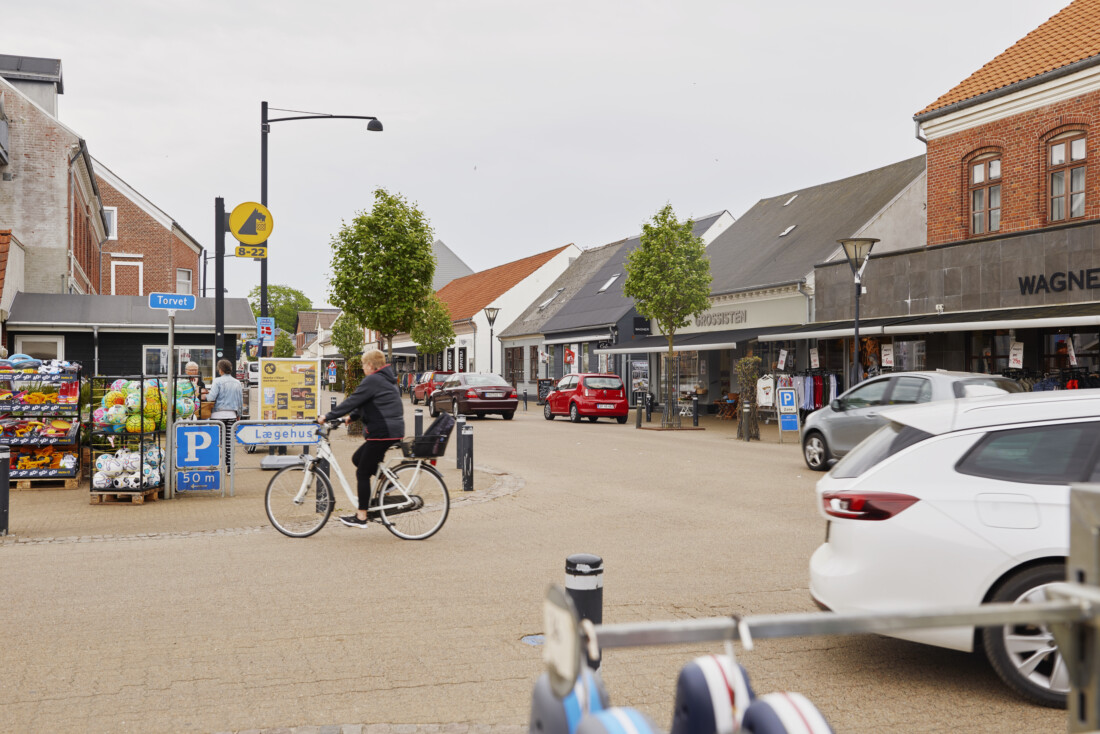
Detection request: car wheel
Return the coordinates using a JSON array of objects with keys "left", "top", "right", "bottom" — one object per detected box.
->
[
  {"left": 428, "top": 398, "right": 438, "bottom": 418},
  {"left": 616, "top": 416, "right": 627, "bottom": 424},
  {"left": 569, "top": 403, "right": 580, "bottom": 423},
  {"left": 452, "top": 400, "right": 460, "bottom": 418},
  {"left": 476, "top": 411, "right": 486, "bottom": 419},
  {"left": 802, "top": 431, "right": 830, "bottom": 471},
  {"left": 502, "top": 411, "right": 514, "bottom": 420},
  {"left": 411, "top": 393, "right": 418, "bottom": 405},
  {"left": 982, "top": 562, "right": 1068, "bottom": 708},
  {"left": 543, "top": 403, "right": 554, "bottom": 421}
]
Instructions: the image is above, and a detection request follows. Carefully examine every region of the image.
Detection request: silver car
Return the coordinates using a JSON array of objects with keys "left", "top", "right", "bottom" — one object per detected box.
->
[{"left": 801, "top": 370, "right": 1022, "bottom": 471}]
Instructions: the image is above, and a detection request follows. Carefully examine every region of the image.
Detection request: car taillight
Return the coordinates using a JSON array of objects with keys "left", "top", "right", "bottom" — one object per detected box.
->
[
  {"left": 466, "top": 389, "right": 478, "bottom": 398},
  {"left": 509, "top": 389, "right": 517, "bottom": 398},
  {"left": 584, "top": 388, "right": 591, "bottom": 397},
  {"left": 821, "top": 491, "right": 918, "bottom": 521}
]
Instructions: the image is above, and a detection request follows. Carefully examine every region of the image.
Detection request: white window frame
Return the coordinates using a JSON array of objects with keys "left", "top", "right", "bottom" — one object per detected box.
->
[
  {"left": 111, "top": 260, "right": 143, "bottom": 296},
  {"left": 597, "top": 274, "right": 620, "bottom": 293},
  {"left": 15, "top": 335, "right": 65, "bottom": 361},
  {"left": 143, "top": 344, "right": 215, "bottom": 382},
  {"left": 176, "top": 268, "right": 193, "bottom": 295},
  {"left": 103, "top": 207, "right": 118, "bottom": 240}
]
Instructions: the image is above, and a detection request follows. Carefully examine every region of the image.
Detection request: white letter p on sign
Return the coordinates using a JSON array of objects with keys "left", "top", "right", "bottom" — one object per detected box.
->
[{"left": 185, "top": 430, "right": 213, "bottom": 463}]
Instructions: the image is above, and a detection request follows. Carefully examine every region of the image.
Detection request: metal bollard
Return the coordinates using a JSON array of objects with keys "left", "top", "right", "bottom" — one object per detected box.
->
[
  {"left": 635, "top": 401, "right": 643, "bottom": 428},
  {"left": 565, "top": 553, "right": 604, "bottom": 668},
  {"left": 330, "top": 396, "right": 337, "bottom": 412},
  {"left": 414, "top": 408, "right": 423, "bottom": 437},
  {"left": 645, "top": 393, "right": 653, "bottom": 422},
  {"left": 523, "top": 389, "right": 528, "bottom": 411},
  {"left": 455, "top": 415, "right": 467, "bottom": 470},
  {"left": 0, "top": 446, "right": 8, "bottom": 536},
  {"left": 743, "top": 404, "right": 751, "bottom": 442},
  {"left": 692, "top": 395, "right": 699, "bottom": 427},
  {"left": 461, "top": 423, "right": 474, "bottom": 492}
]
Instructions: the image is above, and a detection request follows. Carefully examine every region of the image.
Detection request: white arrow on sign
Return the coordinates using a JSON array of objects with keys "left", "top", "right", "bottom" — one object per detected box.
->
[{"left": 234, "top": 422, "right": 319, "bottom": 446}]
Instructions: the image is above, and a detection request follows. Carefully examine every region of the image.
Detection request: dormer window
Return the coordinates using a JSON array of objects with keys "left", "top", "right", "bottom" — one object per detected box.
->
[{"left": 969, "top": 155, "right": 1001, "bottom": 235}]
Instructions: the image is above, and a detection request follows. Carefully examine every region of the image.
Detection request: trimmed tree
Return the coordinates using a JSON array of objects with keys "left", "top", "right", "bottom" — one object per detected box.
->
[
  {"left": 409, "top": 294, "right": 455, "bottom": 363},
  {"left": 330, "top": 312, "right": 364, "bottom": 362},
  {"left": 328, "top": 188, "right": 436, "bottom": 362},
  {"left": 272, "top": 331, "right": 296, "bottom": 358},
  {"left": 623, "top": 204, "right": 712, "bottom": 427},
  {"left": 247, "top": 284, "right": 312, "bottom": 335}
]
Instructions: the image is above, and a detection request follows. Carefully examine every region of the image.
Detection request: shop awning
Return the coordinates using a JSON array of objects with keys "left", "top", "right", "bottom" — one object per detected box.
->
[
  {"left": 543, "top": 332, "right": 610, "bottom": 345},
  {"left": 594, "top": 326, "right": 793, "bottom": 354},
  {"left": 6, "top": 293, "right": 256, "bottom": 332},
  {"left": 758, "top": 317, "right": 912, "bottom": 342}
]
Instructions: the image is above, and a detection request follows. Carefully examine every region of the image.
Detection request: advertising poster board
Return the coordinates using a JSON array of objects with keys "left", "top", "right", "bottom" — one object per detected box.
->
[
  {"left": 259, "top": 358, "right": 321, "bottom": 420},
  {"left": 809, "top": 348, "right": 820, "bottom": 369},
  {"left": 631, "top": 360, "right": 650, "bottom": 394},
  {"left": 881, "top": 344, "right": 894, "bottom": 368},
  {"left": 1009, "top": 342, "right": 1024, "bottom": 370}
]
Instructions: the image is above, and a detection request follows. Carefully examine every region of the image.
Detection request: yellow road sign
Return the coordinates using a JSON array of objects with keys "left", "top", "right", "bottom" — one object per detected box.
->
[
  {"left": 229, "top": 201, "right": 274, "bottom": 245},
  {"left": 235, "top": 245, "right": 268, "bottom": 259}
]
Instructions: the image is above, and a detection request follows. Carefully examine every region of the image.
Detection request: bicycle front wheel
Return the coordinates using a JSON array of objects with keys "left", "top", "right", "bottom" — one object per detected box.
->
[
  {"left": 265, "top": 464, "right": 334, "bottom": 538},
  {"left": 377, "top": 462, "right": 450, "bottom": 540}
]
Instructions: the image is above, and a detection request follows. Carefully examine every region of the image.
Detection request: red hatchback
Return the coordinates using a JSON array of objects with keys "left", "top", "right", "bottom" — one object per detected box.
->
[
  {"left": 411, "top": 370, "right": 454, "bottom": 405},
  {"left": 543, "top": 373, "right": 629, "bottom": 423}
]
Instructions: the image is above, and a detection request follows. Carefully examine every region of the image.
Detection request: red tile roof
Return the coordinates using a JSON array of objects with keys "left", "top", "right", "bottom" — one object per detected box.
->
[
  {"left": 436, "top": 245, "right": 572, "bottom": 321},
  {"left": 917, "top": 0, "right": 1097, "bottom": 117}
]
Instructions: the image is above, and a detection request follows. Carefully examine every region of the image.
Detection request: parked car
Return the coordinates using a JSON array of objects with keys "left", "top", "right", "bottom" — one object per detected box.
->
[
  {"left": 809, "top": 388, "right": 1100, "bottom": 707},
  {"left": 429, "top": 372, "right": 518, "bottom": 419},
  {"left": 801, "top": 370, "right": 1022, "bottom": 471},
  {"left": 411, "top": 370, "right": 454, "bottom": 405},
  {"left": 543, "top": 373, "right": 629, "bottom": 423}
]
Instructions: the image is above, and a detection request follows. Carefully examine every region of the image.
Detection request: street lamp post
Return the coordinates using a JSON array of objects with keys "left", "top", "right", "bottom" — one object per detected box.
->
[
  {"left": 483, "top": 307, "right": 500, "bottom": 374},
  {"left": 259, "top": 101, "right": 383, "bottom": 319},
  {"left": 838, "top": 238, "right": 878, "bottom": 386}
]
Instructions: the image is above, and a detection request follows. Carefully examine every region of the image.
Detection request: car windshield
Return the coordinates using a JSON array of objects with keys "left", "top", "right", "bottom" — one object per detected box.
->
[
  {"left": 831, "top": 422, "right": 934, "bottom": 479},
  {"left": 953, "top": 377, "right": 1024, "bottom": 397},
  {"left": 432, "top": 374, "right": 450, "bottom": 383},
  {"left": 584, "top": 377, "right": 623, "bottom": 390},
  {"left": 466, "top": 374, "right": 509, "bottom": 387}
]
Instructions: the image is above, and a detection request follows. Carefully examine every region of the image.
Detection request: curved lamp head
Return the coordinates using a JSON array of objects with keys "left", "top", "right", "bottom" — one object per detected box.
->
[
  {"left": 483, "top": 306, "right": 501, "bottom": 327},
  {"left": 367, "top": 119, "right": 383, "bottom": 132},
  {"left": 837, "top": 238, "right": 879, "bottom": 276}
]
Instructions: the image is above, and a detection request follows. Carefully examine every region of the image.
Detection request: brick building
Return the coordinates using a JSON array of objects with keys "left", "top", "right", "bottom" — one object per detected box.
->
[{"left": 94, "top": 158, "right": 202, "bottom": 296}]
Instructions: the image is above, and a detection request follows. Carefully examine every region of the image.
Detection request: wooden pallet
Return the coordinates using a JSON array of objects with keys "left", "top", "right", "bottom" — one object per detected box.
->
[
  {"left": 12, "top": 476, "right": 80, "bottom": 490},
  {"left": 90, "top": 486, "right": 160, "bottom": 505}
]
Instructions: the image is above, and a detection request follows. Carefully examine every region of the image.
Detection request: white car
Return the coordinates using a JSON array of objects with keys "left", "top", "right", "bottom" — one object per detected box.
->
[{"left": 809, "top": 388, "right": 1100, "bottom": 707}]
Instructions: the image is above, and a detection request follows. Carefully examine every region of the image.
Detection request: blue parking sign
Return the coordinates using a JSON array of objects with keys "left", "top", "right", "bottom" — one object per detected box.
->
[
  {"left": 777, "top": 387, "right": 797, "bottom": 414},
  {"left": 175, "top": 423, "right": 223, "bottom": 469}
]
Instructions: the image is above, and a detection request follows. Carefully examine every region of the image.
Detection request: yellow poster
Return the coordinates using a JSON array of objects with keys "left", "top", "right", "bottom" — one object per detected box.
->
[{"left": 258, "top": 358, "right": 321, "bottom": 420}]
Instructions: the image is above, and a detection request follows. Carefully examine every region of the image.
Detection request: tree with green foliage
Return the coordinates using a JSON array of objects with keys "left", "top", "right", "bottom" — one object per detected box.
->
[
  {"left": 330, "top": 312, "right": 364, "bottom": 361},
  {"left": 409, "top": 294, "right": 454, "bottom": 360},
  {"left": 328, "top": 188, "right": 436, "bottom": 362},
  {"left": 623, "top": 204, "right": 712, "bottom": 426},
  {"left": 247, "top": 284, "right": 312, "bottom": 335},
  {"left": 272, "top": 331, "right": 295, "bottom": 358}
]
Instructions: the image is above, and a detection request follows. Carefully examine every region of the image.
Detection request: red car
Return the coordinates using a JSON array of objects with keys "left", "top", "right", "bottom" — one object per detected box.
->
[
  {"left": 411, "top": 370, "right": 454, "bottom": 405},
  {"left": 543, "top": 373, "right": 629, "bottom": 423},
  {"left": 429, "top": 372, "right": 518, "bottom": 420}
]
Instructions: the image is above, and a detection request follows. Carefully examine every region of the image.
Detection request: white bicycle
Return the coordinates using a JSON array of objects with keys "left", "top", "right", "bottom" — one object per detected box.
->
[{"left": 264, "top": 421, "right": 450, "bottom": 540}]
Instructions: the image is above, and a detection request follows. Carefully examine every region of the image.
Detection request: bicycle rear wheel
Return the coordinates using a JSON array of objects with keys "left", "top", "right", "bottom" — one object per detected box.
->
[
  {"left": 266, "top": 464, "right": 334, "bottom": 538},
  {"left": 377, "top": 462, "right": 449, "bottom": 540}
]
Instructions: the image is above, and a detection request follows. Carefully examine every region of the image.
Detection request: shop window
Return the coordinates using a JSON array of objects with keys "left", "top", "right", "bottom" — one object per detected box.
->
[
  {"left": 893, "top": 340, "right": 926, "bottom": 371},
  {"left": 660, "top": 351, "right": 702, "bottom": 404},
  {"left": 969, "top": 155, "right": 1001, "bottom": 235},
  {"left": 14, "top": 335, "right": 64, "bottom": 361},
  {"left": 529, "top": 346, "right": 539, "bottom": 381},
  {"left": 1049, "top": 133, "right": 1086, "bottom": 222},
  {"left": 144, "top": 345, "right": 214, "bottom": 383},
  {"left": 581, "top": 343, "right": 590, "bottom": 372},
  {"left": 1046, "top": 333, "right": 1099, "bottom": 372}
]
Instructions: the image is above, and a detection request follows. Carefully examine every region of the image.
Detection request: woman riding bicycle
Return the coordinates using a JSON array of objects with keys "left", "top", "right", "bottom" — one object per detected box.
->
[{"left": 318, "top": 349, "right": 405, "bottom": 528}]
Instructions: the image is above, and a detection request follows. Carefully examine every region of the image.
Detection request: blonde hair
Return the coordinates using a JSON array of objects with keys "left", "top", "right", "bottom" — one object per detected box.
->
[{"left": 362, "top": 349, "right": 386, "bottom": 370}]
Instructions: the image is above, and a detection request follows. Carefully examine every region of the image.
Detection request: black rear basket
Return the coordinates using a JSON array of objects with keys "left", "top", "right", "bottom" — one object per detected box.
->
[{"left": 401, "top": 432, "right": 451, "bottom": 458}]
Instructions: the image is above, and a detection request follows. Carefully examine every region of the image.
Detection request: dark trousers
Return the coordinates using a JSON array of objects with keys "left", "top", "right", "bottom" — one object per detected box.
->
[{"left": 351, "top": 439, "right": 400, "bottom": 511}]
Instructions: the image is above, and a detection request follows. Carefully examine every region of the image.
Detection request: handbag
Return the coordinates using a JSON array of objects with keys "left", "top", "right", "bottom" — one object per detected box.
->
[{"left": 199, "top": 401, "right": 215, "bottom": 419}]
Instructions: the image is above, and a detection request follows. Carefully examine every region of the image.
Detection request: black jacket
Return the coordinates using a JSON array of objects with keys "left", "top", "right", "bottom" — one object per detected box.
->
[{"left": 325, "top": 364, "right": 405, "bottom": 440}]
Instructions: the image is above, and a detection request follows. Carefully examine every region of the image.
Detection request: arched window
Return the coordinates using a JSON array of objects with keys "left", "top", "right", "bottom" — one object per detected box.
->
[
  {"left": 968, "top": 154, "right": 1001, "bottom": 235},
  {"left": 1048, "top": 132, "right": 1087, "bottom": 221}
]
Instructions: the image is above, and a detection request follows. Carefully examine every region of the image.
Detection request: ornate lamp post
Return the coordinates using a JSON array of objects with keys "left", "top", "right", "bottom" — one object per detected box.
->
[
  {"left": 483, "top": 307, "right": 500, "bottom": 374},
  {"left": 838, "top": 238, "right": 878, "bottom": 385}
]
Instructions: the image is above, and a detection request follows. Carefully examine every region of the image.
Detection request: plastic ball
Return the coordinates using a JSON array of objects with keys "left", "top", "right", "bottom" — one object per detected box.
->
[
  {"left": 124, "top": 391, "right": 141, "bottom": 412},
  {"left": 122, "top": 453, "right": 141, "bottom": 473},
  {"left": 102, "top": 390, "right": 126, "bottom": 408},
  {"left": 95, "top": 454, "right": 113, "bottom": 472},
  {"left": 144, "top": 386, "right": 163, "bottom": 402},
  {"left": 125, "top": 415, "right": 157, "bottom": 433},
  {"left": 92, "top": 407, "right": 107, "bottom": 425},
  {"left": 101, "top": 457, "right": 123, "bottom": 477},
  {"left": 143, "top": 399, "right": 164, "bottom": 421},
  {"left": 92, "top": 472, "right": 111, "bottom": 489},
  {"left": 175, "top": 379, "right": 195, "bottom": 399},
  {"left": 125, "top": 380, "right": 142, "bottom": 393},
  {"left": 142, "top": 463, "right": 156, "bottom": 479},
  {"left": 144, "top": 446, "right": 162, "bottom": 465},
  {"left": 175, "top": 397, "right": 195, "bottom": 419},
  {"left": 110, "top": 379, "right": 127, "bottom": 391},
  {"left": 106, "top": 405, "right": 128, "bottom": 424}
]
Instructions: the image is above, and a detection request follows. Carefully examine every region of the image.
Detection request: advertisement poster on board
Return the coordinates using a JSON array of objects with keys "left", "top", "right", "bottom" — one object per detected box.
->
[
  {"left": 259, "top": 358, "right": 321, "bottom": 420},
  {"left": 631, "top": 360, "right": 650, "bottom": 394}
]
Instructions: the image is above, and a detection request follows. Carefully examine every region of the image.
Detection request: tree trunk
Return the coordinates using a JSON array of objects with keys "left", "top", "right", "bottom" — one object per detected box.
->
[{"left": 662, "top": 335, "right": 679, "bottom": 429}]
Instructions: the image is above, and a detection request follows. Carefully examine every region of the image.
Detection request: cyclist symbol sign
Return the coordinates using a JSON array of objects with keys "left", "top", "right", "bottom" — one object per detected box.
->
[{"left": 229, "top": 201, "right": 274, "bottom": 246}]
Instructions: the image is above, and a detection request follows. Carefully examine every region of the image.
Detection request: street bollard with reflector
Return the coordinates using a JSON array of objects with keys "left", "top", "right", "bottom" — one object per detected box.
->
[
  {"left": 461, "top": 423, "right": 474, "bottom": 492},
  {"left": 565, "top": 553, "right": 604, "bottom": 668},
  {"left": 414, "top": 408, "right": 423, "bottom": 437}
]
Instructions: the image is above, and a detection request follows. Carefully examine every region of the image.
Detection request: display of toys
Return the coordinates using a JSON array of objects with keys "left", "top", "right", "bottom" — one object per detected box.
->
[
  {"left": 11, "top": 446, "right": 78, "bottom": 473},
  {"left": 90, "top": 446, "right": 161, "bottom": 489}
]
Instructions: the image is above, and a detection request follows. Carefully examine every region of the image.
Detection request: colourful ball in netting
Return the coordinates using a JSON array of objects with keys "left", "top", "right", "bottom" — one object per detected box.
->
[
  {"left": 92, "top": 407, "right": 107, "bottom": 426},
  {"left": 175, "top": 397, "right": 195, "bottom": 419},
  {"left": 101, "top": 390, "right": 126, "bottom": 408},
  {"left": 143, "top": 399, "right": 164, "bottom": 421},
  {"left": 110, "top": 379, "right": 127, "bottom": 391},
  {"left": 125, "top": 414, "right": 157, "bottom": 433},
  {"left": 105, "top": 405, "right": 128, "bottom": 424},
  {"left": 124, "top": 391, "right": 141, "bottom": 412},
  {"left": 175, "top": 379, "right": 195, "bottom": 399}
]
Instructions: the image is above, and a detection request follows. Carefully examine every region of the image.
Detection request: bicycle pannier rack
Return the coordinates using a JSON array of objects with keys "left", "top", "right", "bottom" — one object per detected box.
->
[{"left": 402, "top": 412, "right": 455, "bottom": 458}]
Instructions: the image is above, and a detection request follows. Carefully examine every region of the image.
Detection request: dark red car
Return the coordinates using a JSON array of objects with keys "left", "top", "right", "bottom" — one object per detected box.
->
[
  {"left": 543, "top": 373, "right": 629, "bottom": 423},
  {"left": 411, "top": 370, "right": 454, "bottom": 405},
  {"left": 429, "top": 372, "right": 518, "bottom": 420}
]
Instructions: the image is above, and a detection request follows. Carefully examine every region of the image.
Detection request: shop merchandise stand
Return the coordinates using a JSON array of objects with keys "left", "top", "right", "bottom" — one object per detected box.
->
[
  {"left": 88, "top": 376, "right": 167, "bottom": 505},
  {"left": 0, "top": 367, "right": 82, "bottom": 489}
]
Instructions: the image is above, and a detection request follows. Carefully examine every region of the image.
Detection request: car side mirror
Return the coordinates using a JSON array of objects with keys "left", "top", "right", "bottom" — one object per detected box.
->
[{"left": 830, "top": 399, "right": 843, "bottom": 411}]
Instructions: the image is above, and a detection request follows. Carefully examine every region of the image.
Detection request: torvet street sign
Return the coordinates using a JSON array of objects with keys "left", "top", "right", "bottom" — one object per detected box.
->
[
  {"left": 229, "top": 201, "right": 274, "bottom": 246},
  {"left": 235, "top": 422, "right": 319, "bottom": 446},
  {"left": 777, "top": 387, "right": 798, "bottom": 415},
  {"left": 175, "top": 423, "right": 223, "bottom": 469},
  {"left": 149, "top": 292, "right": 196, "bottom": 311},
  {"left": 234, "top": 244, "right": 268, "bottom": 260}
]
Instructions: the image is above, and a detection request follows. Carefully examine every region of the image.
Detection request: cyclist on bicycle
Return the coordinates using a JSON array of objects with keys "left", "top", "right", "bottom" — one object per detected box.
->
[{"left": 318, "top": 349, "right": 405, "bottom": 528}]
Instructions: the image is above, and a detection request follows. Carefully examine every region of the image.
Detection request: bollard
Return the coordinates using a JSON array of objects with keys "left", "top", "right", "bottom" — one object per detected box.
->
[
  {"left": 692, "top": 395, "right": 699, "bottom": 427},
  {"left": 635, "top": 401, "right": 643, "bottom": 429},
  {"left": 523, "top": 389, "right": 529, "bottom": 411},
  {"left": 330, "top": 396, "right": 337, "bottom": 412},
  {"left": 565, "top": 553, "right": 604, "bottom": 668},
  {"left": 0, "top": 446, "right": 8, "bottom": 536},
  {"left": 461, "top": 423, "right": 474, "bottom": 492},
  {"left": 645, "top": 393, "right": 653, "bottom": 422},
  {"left": 742, "top": 404, "right": 751, "bottom": 442},
  {"left": 414, "top": 408, "right": 424, "bottom": 437},
  {"left": 455, "top": 415, "right": 467, "bottom": 470}
]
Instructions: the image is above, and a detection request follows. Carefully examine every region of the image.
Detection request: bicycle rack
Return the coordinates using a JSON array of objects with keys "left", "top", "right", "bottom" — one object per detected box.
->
[{"left": 546, "top": 484, "right": 1100, "bottom": 733}]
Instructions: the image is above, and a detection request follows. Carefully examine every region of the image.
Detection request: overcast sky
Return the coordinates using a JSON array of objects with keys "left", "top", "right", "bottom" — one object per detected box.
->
[{"left": 13, "top": 0, "right": 1071, "bottom": 309}]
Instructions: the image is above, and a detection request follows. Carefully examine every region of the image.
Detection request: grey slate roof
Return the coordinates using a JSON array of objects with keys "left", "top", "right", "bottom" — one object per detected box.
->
[
  {"left": 0, "top": 55, "right": 63, "bottom": 92},
  {"left": 432, "top": 240, "right": 474, "bottom": 291},
  {"left": 540, "top": 213, "right": 726, "bottom": 335},
  {"left": 706, "top": 156, "right": 926, "bottom": 295},
  {"left": 498, "top": 241, "right": 625, "bottom": 339},
  {"left": 7, "top": 294, "right": 256, "bottom": 331}
]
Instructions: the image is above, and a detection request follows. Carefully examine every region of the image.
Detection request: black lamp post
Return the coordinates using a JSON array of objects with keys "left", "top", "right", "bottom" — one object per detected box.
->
[
  {"left": 483, "top": 307, "right": 500, "bottom": 374},
  {"left": 260, "top": 101, "right": 383, "bottom": 319},
  {"left": 838, "top": 237, "right": 878, "bottom": 385}
]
